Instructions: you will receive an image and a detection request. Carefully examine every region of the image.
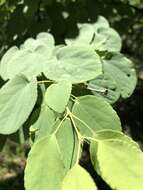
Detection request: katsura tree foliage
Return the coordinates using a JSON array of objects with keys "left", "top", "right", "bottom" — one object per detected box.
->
[{"left": 0, "top": 16, "right": 143, "bottom": 190}]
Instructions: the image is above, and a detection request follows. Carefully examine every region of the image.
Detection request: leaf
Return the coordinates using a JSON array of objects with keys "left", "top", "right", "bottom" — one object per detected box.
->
[
  {"left": 30, "top": 105, "right": 56, "bottom": 141},
  {"left": 72, "top": 95, "right": 121, "bottom": 137},
  {"left": 61, "top": 165, "right": 97, "bottom": 190},
  {"left": 65, "top": 16, "right": 121, "bottom": 52},
  {"left": 36, "top": 32, "right": 55, "bottom": 47},
  {"left": 44, "top": 45, "right": 102, "bottom": 84},
  {"left": 92, "top": 16, "right": 109, "bottom": 30},
  {"left": 65, "top": 16, "right": 108, "bottom": 46},
  {"left": 92, "top": 16, "right": 121, "bottom": 52},
  {"left": 0, "top": 33, "right": 55, "bottom": 80},
  {"left": 90, "top": 130, "right": 143, "bottom": 190},
  {"left": 103, "top": 53, "right": 137, "bottom": 98},
  {"left": 93, "top": 129, "right": 139, "bottom": 149},
  {"left": 65, "top": 24, "right": 94, "bottom": 45},
  {"left": 30, "top": 116, "right": 79, "bottom": 169},
  {"left": 21, "top": 32, "right": 55, "bottom": 50},
  {"left": 93, "top": 27, "right": 122, "bottom": 52},
  {"left": 45, "top": 81, "right": 72, "bottom": 113},
  {"left": 25, "top": 135, "right": 67, "bottom": 190},
  {"left": 88, "top": 73, "right": 120, "bottom": 104},
  {"left": 0, "top": 46, "right": 18, "bottom": 79},
  {"left": 56, "top": 118, "right": 79, "bottom": 169},
  {"left": 0, "top": 75, "right": 37, "bottom": 134},
  {"left": 0, "top": 37, "right": 102, "bottom": 84}
]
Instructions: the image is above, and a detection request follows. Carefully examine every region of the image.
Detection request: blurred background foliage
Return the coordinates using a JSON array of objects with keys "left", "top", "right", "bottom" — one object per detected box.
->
[{"left": 0, "top": 0, "right": 143, "bottom": 189}]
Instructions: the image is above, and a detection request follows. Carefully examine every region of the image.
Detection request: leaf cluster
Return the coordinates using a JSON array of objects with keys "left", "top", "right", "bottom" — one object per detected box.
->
[{"left": 0, "top": 16, "right": 142, "bottom": 190}]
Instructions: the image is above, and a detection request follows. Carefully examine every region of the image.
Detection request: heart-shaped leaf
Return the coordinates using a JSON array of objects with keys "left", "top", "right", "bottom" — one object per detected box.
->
[{"left": 0, "top": 75, "right": 37, "bottom": 134}]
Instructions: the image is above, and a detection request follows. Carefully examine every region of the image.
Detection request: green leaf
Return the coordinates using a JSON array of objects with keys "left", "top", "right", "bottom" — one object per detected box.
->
[
  {"left": 0, "top": 46, "right": 18, "bottom": 79},
  {"left": 61, "top": 165, "right": 97, "bottom": 190},
  {"left": 65, "top": 24, "right": 94, "bottom": 45},
  {"left": 25, "top": 135, "right": 67, "bottom": 190},
  {"left": 45, "top": 81, "right": 72, "bottom": 113},
  {"left": 88, "top": 73, "right": 120, "bottom": 104},
  {"left": 65, "top": 16, "right": 121, "bottom": 52},
  {"left": 103, "top": 53, "right": 137, "bottom": 98},
  {"left": 36, "top": 32, "right": 55, "bottom": 47},
  {"left": 29, "top": 116, "right": 79, "bottom": 175},
  {"left": 44, "top": 45, "right": 102, "bottom": 84},
  {"left": 92, "top": 16, "right": 121, "bottom": 52},
  {"left": 0, "top": 75, "right": 37, "bottom": 134},
  {"left": 30, "top": 105, "right": 56, "bottom": 141},
  {"left": 72, "top": 95, "right": 121, "bottom": 137},
  {"left": 21, "top": 32, "right": 55, "bottom": 50},
  {"left": 56, "top": 118, "right": 79, "bottom": 169},
  {"left": 65, "top": 16, "right": 108, "bottom": 46},
  {"left": 92, "top": 16, "right": 109, "bottom": 29},
  {"left": 0, "top": 36, "right": 102, "bottom": 84},
  {"left": 93, "top": 27, "right": 121, "bottom": 52},
  {"left": 90, "top": 130, "right": 143, "bottom": 190},
  {"left": 93, "top": 129, "right": 139, "bottom": 149},
  {"left": 0, "top": 33, "right": 55, "bottom": 80}
]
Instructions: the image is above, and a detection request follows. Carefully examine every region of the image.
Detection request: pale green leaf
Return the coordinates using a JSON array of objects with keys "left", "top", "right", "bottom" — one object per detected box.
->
[
  {"left": 92, "top": 16, "right": 121, "bottom": 52},
  {"left": 25, "top": 135, "right": 67, "bottom": 190},
  {"left": 0, "top": 75, "right": 37, "bottom": 134},
  {"left": 56, "top": 118, "right": 79, "bottom": 169},
  {"left": 92, "top": 16, "right": 109, "bottom": 30},
  {"left": 72, "top": 95, "right": 121, "bottom": 137},
  {"left": 44, "top": 45, "right": 102, "bottom": 84},
  {"left": 93, "top": 27, "right": 122, "bottom": 52},
  {"left": 90, "top": 130, "right": 143, "bottom": 190},
  {"left": 103, "top": 53, "right": 137, "bottom": 98},
  {"left": 65, "top": 24, "right": 94, "bottom": 45},
  {"left": 31, "top": 105, "right": 56, "bottom": 141},
  {"left": 65, "top": 16, "right": 109, "bottom": 46},
  {"left": 31, "top": 116, "right": 79, "bottom": 170},
  {"left": 88, "top": 73, "right": 120, "bottom": 104},
  {"left": 61, "top": 165, "right": 97, "bottom": 190},
  {"left": 36, "top": 32, "right": 55, "bottom": 47},
  {"left": 0, "top": 46, "right": 18, "bottom": 79},
  {"left": 0, "top": 33, "right": 55, "bottom": 80},
  {"left": 65, "top": 16, "right": 121, "bottom": 52},
  {"left": 45, "top": 81, "right": 72, "bottom": 113}
]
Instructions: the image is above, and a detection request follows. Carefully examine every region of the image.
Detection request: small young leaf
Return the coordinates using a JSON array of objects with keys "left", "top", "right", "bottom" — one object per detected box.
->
[
  {"left": 72, "top": 95, "right": 121, "bottom": 137},
  {"left": 0, "top": 75, "right": 37, "bottom": 134},
  {"left": 25, "top": 135, "right": 67, "bottom": 190},
  {"left": 61, "top": 165, "right": 97, "bottom": 190},
  {"left": 90, "top": 130, "right": 143, "bottom": 190},
  {"left": 45, "top": 81, "right": 72, "bottom": 113}
]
